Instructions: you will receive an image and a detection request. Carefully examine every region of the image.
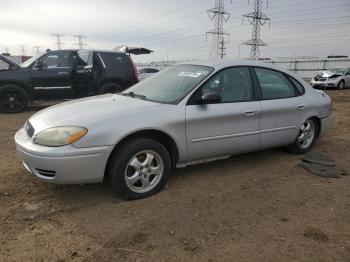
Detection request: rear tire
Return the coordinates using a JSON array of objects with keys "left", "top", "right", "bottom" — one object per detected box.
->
[
  {"left": 0, "top": 84, "right": 28, "bottom": 113},
  {"left": 287, "top": 118, "right": 318, "bottom": 154},
  {"left": 99, "top": 83, "right": 123, "bottom": 94},
  {"left": 108, "top": 138, "right": 171, "bottom": 200}
]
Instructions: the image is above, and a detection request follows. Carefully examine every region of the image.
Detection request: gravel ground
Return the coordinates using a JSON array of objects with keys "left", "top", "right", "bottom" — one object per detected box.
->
[{"left": 0, "top": 91, "right": 349, "bottom": 262}]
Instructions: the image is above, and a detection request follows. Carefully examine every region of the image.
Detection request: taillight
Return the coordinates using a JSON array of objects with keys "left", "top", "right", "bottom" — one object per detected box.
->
[{"left": 129, "top": 57, "right": 139, "bottom": 82}]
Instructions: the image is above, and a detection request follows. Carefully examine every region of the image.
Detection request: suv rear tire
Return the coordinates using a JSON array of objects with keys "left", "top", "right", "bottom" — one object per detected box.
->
[
  {"left": 0, "top": 84, "right": 28, "bottom": 113},
  {"left": 100, "top": 83, "right": 123, "bottom": 94},
  {"left": 108, "top": 137, "right": 171, "bottom": 200}
]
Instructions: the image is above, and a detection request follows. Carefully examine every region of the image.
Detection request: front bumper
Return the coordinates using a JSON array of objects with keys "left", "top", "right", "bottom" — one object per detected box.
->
[
  {"left": 319, "top": 115, "right": 334, "bottom": 137},
  {"left": 311, "top": 80, "right": 337, "bottom": 88},
  {"left": 15, "top": 127, "right": 113, "bottom": 184}
]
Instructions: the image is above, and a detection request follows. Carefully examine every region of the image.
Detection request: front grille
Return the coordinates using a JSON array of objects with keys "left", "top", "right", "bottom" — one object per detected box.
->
[
  {"left": 26, "top": 121, "right": 34, "bottom": 137},
  {"left": 35, "top": 168, "right": 56, "bottom": 178}
]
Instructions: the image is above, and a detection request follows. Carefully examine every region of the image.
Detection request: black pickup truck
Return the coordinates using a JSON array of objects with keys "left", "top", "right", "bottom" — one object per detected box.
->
[{"left": 0, "top": 49, "right": 139, "bottom": 113}]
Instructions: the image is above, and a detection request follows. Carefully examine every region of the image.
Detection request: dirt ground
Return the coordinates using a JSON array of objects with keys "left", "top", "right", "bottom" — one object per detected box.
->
[{"left": 0, "top": 91, "right": 349, "bottom": 262}]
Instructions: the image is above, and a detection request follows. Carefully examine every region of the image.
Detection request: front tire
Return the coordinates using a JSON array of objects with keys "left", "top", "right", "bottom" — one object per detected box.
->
[
  {"left": 108, "top": 138, "right": 171, "bottom": 200},
  {"left": 288, "top": 118, "right": 318, "bottom": 154},
  {"left": 0, "top": 84, "right": 28, "bottom": 113},
  {"left": 337, "top": 80, "right": 345, "bottom": 90}
]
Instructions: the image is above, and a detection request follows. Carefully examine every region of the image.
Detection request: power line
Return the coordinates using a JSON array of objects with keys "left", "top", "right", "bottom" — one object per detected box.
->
[
  {"left": 89, "top": 0, "right": 207, "bottom": 38},
  {"left": 52, "top": 33, "right": 64, "bottom": 50},
  {"left": 242, "top": 0, "right": 271, "bottom": 60}
]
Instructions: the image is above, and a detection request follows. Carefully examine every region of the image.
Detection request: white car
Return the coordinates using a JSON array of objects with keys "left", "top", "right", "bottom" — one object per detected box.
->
[
  {"left": 310, "top": 68, "right": 350, "bottom": 90},
  {"left": 138, "top": 67, "right": 160, "bottom": 81}
]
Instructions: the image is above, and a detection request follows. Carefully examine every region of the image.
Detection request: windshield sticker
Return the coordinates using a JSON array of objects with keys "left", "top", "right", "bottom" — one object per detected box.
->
[{"left": 178, "top": 72, "right": 202, "bottom": 78}]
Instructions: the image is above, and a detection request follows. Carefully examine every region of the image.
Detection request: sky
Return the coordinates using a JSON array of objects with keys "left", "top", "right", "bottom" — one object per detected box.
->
[{"left": 0, "top": 0, "right": 349, "bottom": 63}]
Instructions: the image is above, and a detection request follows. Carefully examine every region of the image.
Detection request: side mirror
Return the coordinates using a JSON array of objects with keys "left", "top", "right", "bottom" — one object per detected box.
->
[
  {"left": 201, "top": 91, "right": 221, "bottom": 104},
  {"left": 34, "top": 60, "right": 43, "bottom": 70}
]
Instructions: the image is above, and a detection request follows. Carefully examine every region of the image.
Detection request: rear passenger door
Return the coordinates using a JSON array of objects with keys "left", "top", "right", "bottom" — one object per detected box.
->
[{"left": 254, "top": 67, "right": 306, "bottom": 149}]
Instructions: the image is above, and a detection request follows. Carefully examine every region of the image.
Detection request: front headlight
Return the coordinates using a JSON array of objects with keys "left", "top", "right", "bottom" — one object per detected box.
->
[{"left": 34, "top": 126, "right": 88, "bottom": 147}]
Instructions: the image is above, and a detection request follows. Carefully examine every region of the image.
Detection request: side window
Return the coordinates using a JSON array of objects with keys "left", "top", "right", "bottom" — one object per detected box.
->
[
  {"left": 255, "top": 68, "right": 296, "bottom": 100},
  {"left": 289, "top": 77, "right": 305, "bottom": 95},
  {"left": 346, "top": 69, "right": 350, "bottom": 75},
  {"left": 202, "top": 67, "right": 253, "bottom": 103},
  {"left": 40, "top": 51, "right": 70, "bottom": 69},
  {"left": 98, "top": 52, "right": 131, "bottom": 68}
]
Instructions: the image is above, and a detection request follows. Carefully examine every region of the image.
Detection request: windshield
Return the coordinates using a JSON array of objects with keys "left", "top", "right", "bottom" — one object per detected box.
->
[
  {"left": 20, "top": 53, "right": 45, "bottom": 67},
  {"left": 123, "top": 64, "right": 214, "bottom": 104},
  {"left": 328, "top": 68, "right": 346, "bottom": 74}
]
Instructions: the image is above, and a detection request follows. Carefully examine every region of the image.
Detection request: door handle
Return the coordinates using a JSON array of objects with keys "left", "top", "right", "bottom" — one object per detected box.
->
[
  {"left": 297, "top": 104, "right": 305, "bottom": 110},
  {"left": 58, "top": 72, "right": 68, "bottom": 75},
  {"left": 244, "top": 110, "right": 258, "bottom": 117}
]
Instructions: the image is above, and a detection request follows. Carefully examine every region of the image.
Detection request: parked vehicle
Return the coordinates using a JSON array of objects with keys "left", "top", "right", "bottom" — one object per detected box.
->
[
  {"left": 310, "top": 67, "right": 350, "bottom": 89},
  {"left": 0, "top": 50, "right": 138, "bottom": 113},
  {"left": 15, "top": 60, "right": 333, "bottom": 199},
  {"left": 138, "top": 67, "right": 160, "bottom": 81}
]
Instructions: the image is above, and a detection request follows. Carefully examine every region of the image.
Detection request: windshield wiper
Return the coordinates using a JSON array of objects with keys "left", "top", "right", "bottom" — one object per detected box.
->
[{"left": 122, "top": 91, "right": 146, "bottom": 100}]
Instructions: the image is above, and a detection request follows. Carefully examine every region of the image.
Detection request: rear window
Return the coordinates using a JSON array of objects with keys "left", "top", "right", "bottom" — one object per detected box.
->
[{"left": 98, "top": 52, "right": 131, "bottom": 68}]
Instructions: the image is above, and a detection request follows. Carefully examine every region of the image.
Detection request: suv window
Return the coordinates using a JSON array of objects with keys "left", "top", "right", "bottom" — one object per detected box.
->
[
  {"left": 40, "top": 51, "right": 71, "bottom": 68},
  {"left": 98, "top": 52, "right": 131, "bottom": 68},
  {"left": 255, "top": 68, "right": 296, "bottom": 100},
  {"left": 201, "top": 67, "right": 253, "bottom": 103},
  {"left": 76, "top": 51, "right": 92, "bottom": 68}
]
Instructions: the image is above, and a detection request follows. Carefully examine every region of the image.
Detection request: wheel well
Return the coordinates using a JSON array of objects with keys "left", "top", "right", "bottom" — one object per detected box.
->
[
  {"left": 310, "top": 116, "right": 321, "bottom": 138},
  {"left": 104, "top": 130, "right": 179, "bottom": 179}
]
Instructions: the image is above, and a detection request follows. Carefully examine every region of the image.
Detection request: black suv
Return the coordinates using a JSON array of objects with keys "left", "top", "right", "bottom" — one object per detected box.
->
[{"left": 0, "top": 49, "right": 138, "bottom": 113}]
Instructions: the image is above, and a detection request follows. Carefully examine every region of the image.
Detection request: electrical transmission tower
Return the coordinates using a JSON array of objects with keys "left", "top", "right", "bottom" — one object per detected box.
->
[
  {"left": 34, "top": 46, "right": 41, "bottom": 54},
  {"left": 19, "top": 45, "right": 26, "bottom": 56},
  {"left": 52, "top": 33, "right": 64, "bottom": 50},
  {"left": 242, "top": 0, "right": 271, "bottom": 60},
  {"left": 73, "top": 35, "right": 87, "bottom": 49},
  {"left": 206, "top": 0, "right": 230, "bottom": 59}
]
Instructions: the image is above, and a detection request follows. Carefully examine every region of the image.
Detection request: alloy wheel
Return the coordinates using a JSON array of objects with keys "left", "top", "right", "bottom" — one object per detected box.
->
[
  {"left": 297, "top": 120, "right": 315, "bottom": 149},
  {"left": 124, "top": 150, "right": 164, "bottom": 193}
]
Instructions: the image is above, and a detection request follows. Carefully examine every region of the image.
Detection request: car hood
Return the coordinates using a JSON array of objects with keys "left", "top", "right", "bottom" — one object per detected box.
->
[
  {"left": 29, "top": 94, "right": 163, "bottom": 133},
  {"left": 316, "top": 70, "right": 343, "bottom": 78}
]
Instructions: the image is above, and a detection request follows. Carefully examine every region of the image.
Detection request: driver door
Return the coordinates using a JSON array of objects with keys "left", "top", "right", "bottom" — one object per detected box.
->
[
  {"left": 185, "top": 67, "right": 260, "bottom": 161},
  {"left": 31, "top": 51, "right": 73, "bottom": 100}
]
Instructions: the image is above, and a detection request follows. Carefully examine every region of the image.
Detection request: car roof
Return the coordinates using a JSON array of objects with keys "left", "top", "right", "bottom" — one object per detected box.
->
[
  {"left": 77, "top": 49, "right": 125, "bottom": 54},
  {"left": 179, "top": 59, "right": 281, "bottom": 70}
]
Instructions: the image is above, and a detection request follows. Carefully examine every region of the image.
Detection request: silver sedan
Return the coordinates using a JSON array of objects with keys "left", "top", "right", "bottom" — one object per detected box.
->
[{"left": 15, "top": 60, "right": 333, "bottom": 199}]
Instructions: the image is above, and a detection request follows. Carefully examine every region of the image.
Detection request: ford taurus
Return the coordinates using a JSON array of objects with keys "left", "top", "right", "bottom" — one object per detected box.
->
[{"left": 15, "top": 60, "right": 333, "bottom": 199}]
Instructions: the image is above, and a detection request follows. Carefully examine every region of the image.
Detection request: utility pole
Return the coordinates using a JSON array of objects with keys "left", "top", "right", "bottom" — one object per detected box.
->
[
  {"left": 73, "top": 35, "right": 87, "bottom": 49},
  {"left": 19, "top": 45, "right": 26, "bottom": 56},
  {"left": 206, "top": 0, "right": 230, "bottom": 59},
  {"left": 52, "top": 33, "right": 64, "bottom": 50},
  {"left": 242, "top": 0, "right": 271, "bottom": 60},
  {"left": 4, "top": 47, "right": 10, "bottom": 54},
  {"left": 34, "top": 46, "right": 41, "bottom": 54}
]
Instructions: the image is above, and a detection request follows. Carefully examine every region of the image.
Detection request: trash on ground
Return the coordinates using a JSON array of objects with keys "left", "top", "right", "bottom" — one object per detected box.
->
[{"left": 298, "top": 151, "right": 348, "bottom": 178}]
